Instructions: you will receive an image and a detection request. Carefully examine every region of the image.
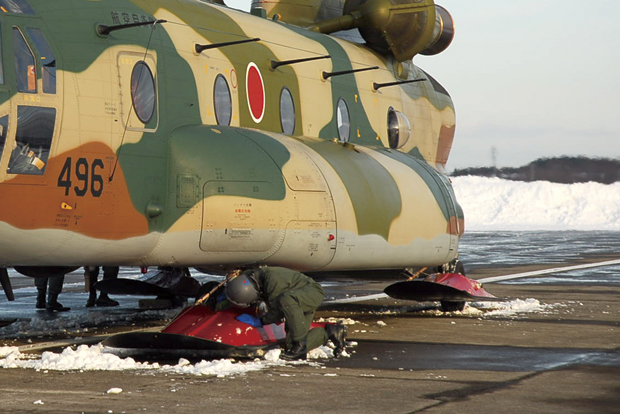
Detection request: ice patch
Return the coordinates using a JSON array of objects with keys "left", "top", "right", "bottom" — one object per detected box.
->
[{"left": 0, "top": 308, "right": 178, "bottom": 339}]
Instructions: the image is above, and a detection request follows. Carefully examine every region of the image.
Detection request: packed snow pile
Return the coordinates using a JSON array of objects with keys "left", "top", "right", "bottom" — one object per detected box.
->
[
  {"left": 471, "top": 298, "right": 559, "bottom": 317},
  {"left": 421, "top": 298, "right": 560, "bottom": 318},
  {"left": 451, "top": 176, "right": 620, "bottom": 231},
  {"left": 0, "top": 343, "right": 346, "bottom": 376}
]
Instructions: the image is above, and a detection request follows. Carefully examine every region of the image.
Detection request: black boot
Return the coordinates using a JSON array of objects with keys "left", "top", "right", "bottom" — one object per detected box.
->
[
  {"left": 86, "top": 292, "right": 96, "bottom": 307},
  {"left": 47, "top": 293, "right": 70, "bottom": 312},
  {"left": 281, "top": 341, "right": 307, "bottom": 360},
  {"left": 325, "top": 323, "right": 347, "bottom": 357},
  {"left": 96, "top": 294, "right": 119, "bottom": 307},
  {"left": 36, "top": 292, "right": 46, "bottom": 309},
  {"left": 34, "top": 278, "right": 47, "bottom": 309}
]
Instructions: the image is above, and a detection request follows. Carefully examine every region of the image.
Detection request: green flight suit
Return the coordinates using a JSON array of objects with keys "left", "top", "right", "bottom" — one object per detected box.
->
[{"left": 258, "top": 267, "right": 328, "bottom": 351}]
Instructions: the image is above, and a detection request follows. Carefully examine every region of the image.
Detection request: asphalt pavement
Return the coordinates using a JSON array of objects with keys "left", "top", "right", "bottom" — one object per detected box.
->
[{"left": 0, "top": 232, "right": 619, "bottom": 413}]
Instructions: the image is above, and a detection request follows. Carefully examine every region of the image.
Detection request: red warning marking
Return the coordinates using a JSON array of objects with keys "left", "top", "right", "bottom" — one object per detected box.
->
[{"left": 246, "top": 62, "right": 265, "bottom": 123}]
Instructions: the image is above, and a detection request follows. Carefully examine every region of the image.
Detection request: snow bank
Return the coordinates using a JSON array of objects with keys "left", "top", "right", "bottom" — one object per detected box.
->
[
  {"left": 421, "top": 298, "right": 560, "bottom": 318},
  {"left": 471, "top": 298, "right": 559, "bottom": 317},
  {"left": 451, "top": 176, "right": 620, "bottom": 231},
  {"left": 0, "top": 342, "right": 351, "bottom": 376},
  {"left": 0, "top": 344, "right": 281, "bottom": 376}
]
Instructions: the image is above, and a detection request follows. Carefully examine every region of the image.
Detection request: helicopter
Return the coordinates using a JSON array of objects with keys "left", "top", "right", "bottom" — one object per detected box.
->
[{"left": 0, "top": 0, "right": 488, "bottom": 315}]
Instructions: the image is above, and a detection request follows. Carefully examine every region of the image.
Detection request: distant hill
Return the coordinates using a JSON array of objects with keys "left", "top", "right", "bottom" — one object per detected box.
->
[{"left": 450, "top": 156, "right": 620, "bottom": 184}]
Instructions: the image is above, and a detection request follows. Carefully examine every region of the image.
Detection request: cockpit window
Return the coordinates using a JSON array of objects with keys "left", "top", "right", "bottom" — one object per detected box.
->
[
  {"left": 8, "top": 106, "right": 56, "bottom": 175},
  {"left": 26, "top": 28, "right": 56, "bottom": 94},
  {"left": 0, "top": 0, "right": 35, "bottom": 14},
  {"left": 0, "top": 115, "right": 8, "bottom": 160},
  {"left": 12, "top": 27, "right": 36, "bottom": 93}
]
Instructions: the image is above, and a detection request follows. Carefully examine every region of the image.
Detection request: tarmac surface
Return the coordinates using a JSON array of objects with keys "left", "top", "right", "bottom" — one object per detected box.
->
[{"left": 0, "top": 231, "right": 619, "bottom": 413}]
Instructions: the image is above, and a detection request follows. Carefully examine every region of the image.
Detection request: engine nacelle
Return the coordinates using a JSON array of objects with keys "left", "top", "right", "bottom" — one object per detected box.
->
[
  {"left": 312, "top": 0, "right": 454, "bottom": 62},
  {"left": 420, "top": 5, "right": 454, "bottom": 56}
]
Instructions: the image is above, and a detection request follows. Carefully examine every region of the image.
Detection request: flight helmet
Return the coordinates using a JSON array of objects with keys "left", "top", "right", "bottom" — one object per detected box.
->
[{"left": 226, "top": 269, "right": 262, "bottom": 307}]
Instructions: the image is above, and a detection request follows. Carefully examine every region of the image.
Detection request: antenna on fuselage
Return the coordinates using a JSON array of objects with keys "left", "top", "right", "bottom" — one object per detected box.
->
[
  {"left": 372, "top": 78, "right": 426, "bottom": 91},
  {"left": 270, "top": 55, "right": 330, "bottom": 70},
  {"left": 97, "top": 19, "right": 168, "bottom": 36},
  {"left": 195, "top": 38, "right": 261, "bottom": 53},
  {"left": 322, "top": 66, "right": 379, "bottom": 80}
]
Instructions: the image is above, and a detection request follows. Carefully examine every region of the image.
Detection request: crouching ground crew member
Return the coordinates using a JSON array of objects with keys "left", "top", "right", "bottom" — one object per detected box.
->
[{"left": 225, "top": 266, "right": 347, "bottom": 360}]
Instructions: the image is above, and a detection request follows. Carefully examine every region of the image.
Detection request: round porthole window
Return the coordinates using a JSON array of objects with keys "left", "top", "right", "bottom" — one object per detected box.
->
[
  {"left": 130, "top": 61, "right": 156, "bottom": 124},
  {"left": 336, "top": 98, "right": 350, "bottom": 142},
  {"left": 214, "top": 74, "right": 232, "bottom": 126},
  {"left": 387, "top": 107, "right": 411, "bottom": 149},
  {"left": 280, "top": 87, "right": 295, "bottom": 135}
]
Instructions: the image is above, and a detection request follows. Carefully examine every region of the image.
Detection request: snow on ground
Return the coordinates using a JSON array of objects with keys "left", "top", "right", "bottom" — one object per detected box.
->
[
  {"left": 420, "top": 298, "right": 561, "bottom": 318},
  {"left": 0, "top": 343, "right": 280, "bottom": 376},
  {"left": 0, "top": 342, "right": 348, "bottom": 378},
  {"left": 0, "top": 307, "right": 179, "bottom": 338},
  {"left": 469, "top": 298, "right": 560, "bottom": 317},
  {"left": 0, "top": 296, "right": 556, "bottom": 377},
  {"left": 452, "top": 176, "right": 620, "bottom": 231}
]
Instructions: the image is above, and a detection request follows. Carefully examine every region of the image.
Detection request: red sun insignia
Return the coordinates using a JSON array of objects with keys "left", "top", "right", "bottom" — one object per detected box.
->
[{"left": 246, "top": 62, "right": 265, "bottom": 123}]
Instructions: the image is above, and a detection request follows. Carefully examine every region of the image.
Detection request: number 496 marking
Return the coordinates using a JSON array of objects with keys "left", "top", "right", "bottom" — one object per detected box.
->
[{"left": 57, "top": 157, "right": 104, "bottom": 197}]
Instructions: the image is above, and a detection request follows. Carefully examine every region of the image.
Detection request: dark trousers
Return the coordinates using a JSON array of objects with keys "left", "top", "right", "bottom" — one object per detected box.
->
[
  {"left": 35, "top": 274, "right": 64, "bottom": 300},
  {"left": 85, "top": 266, "right": 119, "bottom": 298},
  {"left": 275, "top": 284, "right": 328, "bottom": 351}
]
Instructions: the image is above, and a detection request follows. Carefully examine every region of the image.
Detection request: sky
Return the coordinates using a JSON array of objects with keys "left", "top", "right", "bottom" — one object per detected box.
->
[{"left": 224, "top": 0, "right": 620, "bottom": 170}]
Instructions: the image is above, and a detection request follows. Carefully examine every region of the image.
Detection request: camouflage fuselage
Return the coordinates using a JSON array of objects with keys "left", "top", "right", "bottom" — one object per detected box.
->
[{"left": 0, "top": 0, "right": 462, "bottom": 271}]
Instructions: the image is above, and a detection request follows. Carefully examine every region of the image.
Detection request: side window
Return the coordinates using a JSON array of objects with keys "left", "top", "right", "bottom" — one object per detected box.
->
[
  {"left": 130, "top": 61, "right": 156, "bottom": 124},
  {"left": 12, "top": 27, "right": 36, "bottom": 93},
  {"left": 214, "top": 74, "right": 231, "bottom": 126},
  {"left": 8, "top": 106, "right": 56, "bottom": 175},
  {"left": 279, "top": 87, "right": 295, "bottom": 135},
  {"left": 26, "top": 28, "right": 55, "bottom": 94},
  {"left": 336, "top": 98, "right": 350, "bottom": 142},
  {"left": 0, "top": 0, "right": 35, "bottom": 14},
  {"left": 0, "top": 115, "right": 8, "bottom": 159}
]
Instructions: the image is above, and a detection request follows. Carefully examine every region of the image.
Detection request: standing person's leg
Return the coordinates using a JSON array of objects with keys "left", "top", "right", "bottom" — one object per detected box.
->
[
  {"left": 97, "top": 266, "right": 119, "bottom": 306},
  {"left": 34, "top": 277, "right": 48, "bottom": 309},
  {"left": 47, "top": 274, "right": 70, "bottom": 311},
  {"left": 85, "top": 266, "right": 99, "bottom": 307}
]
